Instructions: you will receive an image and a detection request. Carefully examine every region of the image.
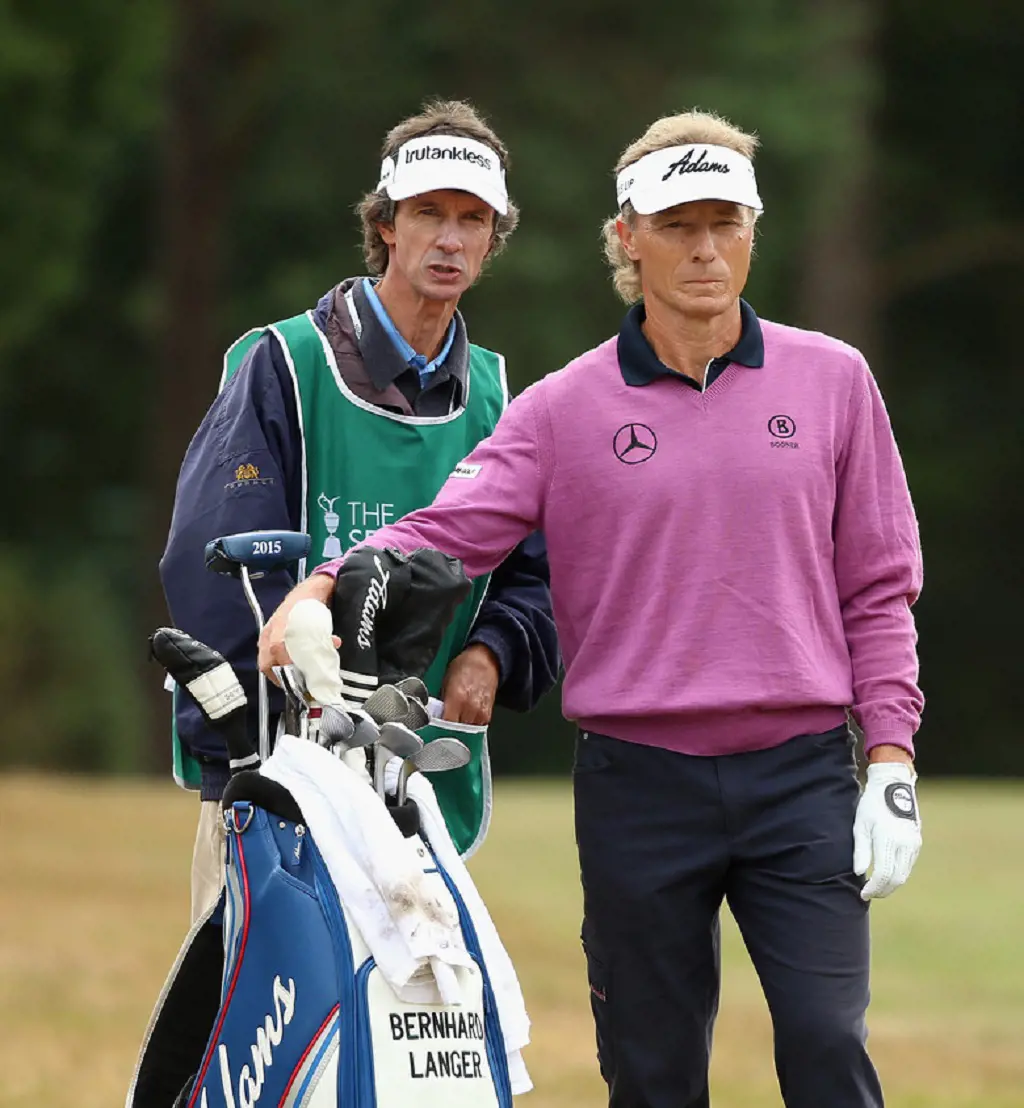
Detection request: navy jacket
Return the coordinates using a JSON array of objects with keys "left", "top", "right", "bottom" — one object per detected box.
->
[{"left": 160, "top": 289, "right": 560, "bottom": 787}]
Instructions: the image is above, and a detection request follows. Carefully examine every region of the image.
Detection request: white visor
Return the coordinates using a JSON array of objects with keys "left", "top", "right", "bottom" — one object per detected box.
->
[
  {"left": 377, "top": 134, "right": 508, "bottom": 215},
  {"left": 616, "top": 144, "right": 763, "bottom": 215}
]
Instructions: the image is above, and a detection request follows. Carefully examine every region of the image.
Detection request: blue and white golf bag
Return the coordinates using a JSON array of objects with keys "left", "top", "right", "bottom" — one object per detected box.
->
[{"left": 127, "top": 771, "right": 514, "bottom": 1108}]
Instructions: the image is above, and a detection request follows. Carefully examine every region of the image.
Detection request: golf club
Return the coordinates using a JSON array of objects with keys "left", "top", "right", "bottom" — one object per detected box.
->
[
  {"left": 372, "top": 720, "right": 424, "bottom": 799},
  {"left": 395, "top": 676, "right": 429, "bottom": 708},
  {"left": 396, "top": 736, "right": 472, "bottom": 805}
]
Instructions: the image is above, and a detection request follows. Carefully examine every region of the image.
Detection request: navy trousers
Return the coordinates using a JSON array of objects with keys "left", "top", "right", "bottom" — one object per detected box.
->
[{"left": 574, "top": 725, "right": 884, "bottom": 1108}]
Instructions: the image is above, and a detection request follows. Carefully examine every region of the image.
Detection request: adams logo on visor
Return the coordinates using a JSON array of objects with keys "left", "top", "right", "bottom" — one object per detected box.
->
[
  {"left": 377, "top": 134, "right": 508, "bottom": 215},
  {"left": 616, "top": 143, "right": 763, "bottom": 215},
  {"left": 662, "top": 148, "right": 732, "bottom": 179}
]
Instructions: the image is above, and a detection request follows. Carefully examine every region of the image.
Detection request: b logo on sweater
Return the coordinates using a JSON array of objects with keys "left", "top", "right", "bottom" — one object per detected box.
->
[{"left": 768, "top": 414, "right": 799, "bottom": 449}]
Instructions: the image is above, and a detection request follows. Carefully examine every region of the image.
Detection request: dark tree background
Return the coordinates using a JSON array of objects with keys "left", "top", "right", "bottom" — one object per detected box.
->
[{"left": 1, "top": 0, "right": 1021, "bottom": 775}]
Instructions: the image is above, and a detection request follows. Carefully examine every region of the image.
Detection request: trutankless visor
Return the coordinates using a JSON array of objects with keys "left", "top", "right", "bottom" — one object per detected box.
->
[
  {"left": 377, "top": 135, "right": 508, "bottom": 215},
  {"left": 616, "top": 144, "right": 763, "bottom": 215}
]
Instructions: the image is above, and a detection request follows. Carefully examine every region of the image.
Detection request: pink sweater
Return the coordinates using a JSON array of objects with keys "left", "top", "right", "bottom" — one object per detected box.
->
[{"left": 318, "top": 320, "right": 924, "bottom": 757}]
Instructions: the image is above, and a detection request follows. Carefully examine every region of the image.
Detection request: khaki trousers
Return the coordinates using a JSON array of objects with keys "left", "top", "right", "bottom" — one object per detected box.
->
[{"left": 190, "top": 799, "right": 226, "bottom": 924}]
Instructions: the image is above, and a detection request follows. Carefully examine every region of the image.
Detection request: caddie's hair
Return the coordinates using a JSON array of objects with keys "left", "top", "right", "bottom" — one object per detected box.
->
[
  {"left": 357, "top": 99, "right": 520, "bottom": 275},
  {"left": 602, "top": 109, "right": 760, "bottom": 303}
]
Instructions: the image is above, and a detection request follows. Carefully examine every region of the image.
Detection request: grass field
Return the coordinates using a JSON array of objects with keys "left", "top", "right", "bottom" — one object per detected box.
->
[{"left": 1, "top": 774, "right": 1021, "bottom": 1107}]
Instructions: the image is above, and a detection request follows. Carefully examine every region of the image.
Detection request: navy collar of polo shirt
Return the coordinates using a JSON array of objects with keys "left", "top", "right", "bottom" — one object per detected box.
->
[{"left": 617, "top": 297, "right": 765, "bottom": 387}]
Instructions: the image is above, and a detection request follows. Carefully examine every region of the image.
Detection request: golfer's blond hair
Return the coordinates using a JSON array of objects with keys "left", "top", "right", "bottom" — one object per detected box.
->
[
  {"left": 357, "top": 99, "right": 519, "bottom": 275},
  {"left": 602, "top": 110, "right": 760, "bottom": 303}
]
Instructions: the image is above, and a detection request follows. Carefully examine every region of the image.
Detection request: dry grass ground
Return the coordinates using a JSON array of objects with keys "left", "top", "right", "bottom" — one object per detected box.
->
[{"left": 0, "top": 774, "right": 1021, "bottom": 1107}]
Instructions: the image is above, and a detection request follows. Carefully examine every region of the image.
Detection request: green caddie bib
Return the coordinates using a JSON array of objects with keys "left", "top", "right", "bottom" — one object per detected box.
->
[{"left": 199, "top": 305, "right": 507, "bottom": 855}]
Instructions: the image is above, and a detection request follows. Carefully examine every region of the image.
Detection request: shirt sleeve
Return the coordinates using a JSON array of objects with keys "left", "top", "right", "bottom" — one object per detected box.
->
[
  {"left": 833, "top": 356, "right": 924, "bottom": 756},
  {"left": 466, "top": 530, "right": 561, "bottom": 712},
  {"left": 314, "top": 384, "right": 549, "bottom": 582},
  {"left": 159, "top": 335, "right": 303, "bottom": 761}
]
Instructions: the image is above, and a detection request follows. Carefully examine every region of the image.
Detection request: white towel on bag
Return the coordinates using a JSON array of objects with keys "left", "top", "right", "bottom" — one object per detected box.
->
[{"left": 260, "top": 735, "right": 473, "bottom": 1003}]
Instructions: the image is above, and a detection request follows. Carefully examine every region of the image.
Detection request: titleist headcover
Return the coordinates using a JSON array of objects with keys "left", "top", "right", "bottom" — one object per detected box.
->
[{"left": 332, "top": 546, "right": 471, "bottom": 687}]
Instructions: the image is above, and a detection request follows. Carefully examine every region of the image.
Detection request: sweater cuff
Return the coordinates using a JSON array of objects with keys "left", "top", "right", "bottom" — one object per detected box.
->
[
  {"left": 464, "top": 627, "right": 509, "bottom": 688},
  {"left": 862, "top": 723, "right": 916, "bottom": 760}
]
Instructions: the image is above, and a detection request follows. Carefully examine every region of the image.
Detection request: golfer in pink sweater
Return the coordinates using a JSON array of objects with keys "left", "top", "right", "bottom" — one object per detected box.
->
[{"left": 263, "top": 109, "right": 923, "bottom": 1108}]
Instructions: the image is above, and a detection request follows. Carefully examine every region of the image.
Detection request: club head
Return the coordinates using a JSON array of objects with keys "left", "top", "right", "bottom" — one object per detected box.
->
[
  {"left": 361, "top": 684, "right": 413, "bottom": 725},
  {"left": 411, "top": 737, "right": 472, "bottom": 773},
  {"left": 377, "top": 721, "right": 424, "bottom": 759},
  {"left": 362, "top": 682, "right": 430, "bottom": 731},
  {"left": 395, "top": 676, "right": 429, "bottom": 707},
  {"left": 318, "top": 704, "right": 357, "bottom": 749},
  {"left": 402, "top": 697, "right": 430, "bottom": 731},
  {"left": 395, "top": 737, "right": 472, "bottom": 804},
  {"left": 349, "top": 710, "right": 382, "bottom": 751}
]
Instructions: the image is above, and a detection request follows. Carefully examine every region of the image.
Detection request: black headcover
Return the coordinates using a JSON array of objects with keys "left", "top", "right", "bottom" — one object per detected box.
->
[
  {"left": 150, "top": 627, "right": 255, "bottom": 767},
  {"left": 331, "top": 546, "right": 471, "bottom": 685}
]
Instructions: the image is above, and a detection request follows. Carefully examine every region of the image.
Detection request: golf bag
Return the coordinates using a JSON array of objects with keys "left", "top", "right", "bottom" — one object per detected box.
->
[
  {"left": 128, "top": 773, "right": 513, "bottom": 1108},
  {"left": 127, "top": 540, "right": 527, "bottom": 1108}
]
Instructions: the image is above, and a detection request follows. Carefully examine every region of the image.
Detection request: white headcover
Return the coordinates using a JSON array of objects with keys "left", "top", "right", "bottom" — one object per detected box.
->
[
  {"left": 377, "top": 134, "right": 508, "bottom": 215},
  {"left": 616, "top": 144, "right": 763, "bottom": 215}
]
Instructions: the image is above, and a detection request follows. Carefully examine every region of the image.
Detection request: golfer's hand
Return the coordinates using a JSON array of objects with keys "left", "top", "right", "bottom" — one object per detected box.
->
[
  {"left": 853, "top": 761, "right": 922, "bottom": 900},
  {"left": 258, "top": 573, "right": 337, "bottom": 683},
  {"left": 441, "top": 644, "right": 500, "bottom": 725}
]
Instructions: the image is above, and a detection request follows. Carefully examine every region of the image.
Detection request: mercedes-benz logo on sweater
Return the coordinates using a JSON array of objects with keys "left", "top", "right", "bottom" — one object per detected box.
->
[{"left": 613, "top": 423, "right": 658, "bottom": 465}]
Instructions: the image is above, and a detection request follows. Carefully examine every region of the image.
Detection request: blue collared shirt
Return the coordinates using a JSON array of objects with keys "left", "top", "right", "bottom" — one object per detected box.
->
[{"left": 362, "top": 278, "right": 456, "bottom": 387}]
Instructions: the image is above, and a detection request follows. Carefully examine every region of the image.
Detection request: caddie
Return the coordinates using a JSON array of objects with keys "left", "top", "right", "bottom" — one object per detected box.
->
[
  {"left": 259, "top": 109, "right": 924, "bottom": 1108},
  {"left": 160, "top": 99, "right": 559, "bottom": 923}
]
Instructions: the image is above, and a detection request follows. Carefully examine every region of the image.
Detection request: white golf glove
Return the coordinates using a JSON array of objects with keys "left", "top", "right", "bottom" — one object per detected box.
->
[{"left": 853, "top": 762, "right": 922, "bottom": 900}]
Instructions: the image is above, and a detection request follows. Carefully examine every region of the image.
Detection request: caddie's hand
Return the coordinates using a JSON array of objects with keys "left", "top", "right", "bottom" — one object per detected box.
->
[
  {"left": 440, "top": 644, "right": 500, "bottom": 725},
  {"left": 853, "top": 759, "right": 922, "bottom": 900},
  {"left": 258, "top": 573, "right": 337, "bottom": 684}
]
